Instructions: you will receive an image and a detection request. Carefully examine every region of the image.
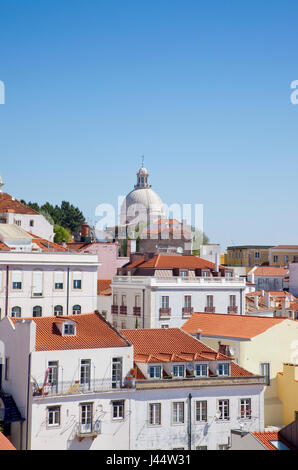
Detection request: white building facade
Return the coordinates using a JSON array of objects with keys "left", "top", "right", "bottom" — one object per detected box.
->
[{"left": 111, "top": 275, "right": 246, "bottom": 330}]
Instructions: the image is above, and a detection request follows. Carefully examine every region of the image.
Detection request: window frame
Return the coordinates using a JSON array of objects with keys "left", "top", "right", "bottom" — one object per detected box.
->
[
  {"left": 195, "top": 400, "right": 208, "bottom": 422},
  {"left": 148, "top": 403, "right": 161, "bottom": 426},
  {"left": 172, "top": 401, "right": 185, "bottom": 425},
  {"left": 47, "top": 406, "right": 61, "bottom": 428}
]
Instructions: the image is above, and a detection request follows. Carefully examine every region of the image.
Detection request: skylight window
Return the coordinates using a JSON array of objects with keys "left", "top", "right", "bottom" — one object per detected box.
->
[
  {"left": 63, "top": 323, "right": 76, "bottom": 336},
  {"left": 269, "top": 441, "right": 290, "bottom": 450}
]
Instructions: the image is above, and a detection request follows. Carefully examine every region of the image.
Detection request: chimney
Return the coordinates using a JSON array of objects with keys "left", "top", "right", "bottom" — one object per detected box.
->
[
  {"left": 81, "top": 222, "right": 91, "bottom": 243},
  {"left": 264, "top": 291, "right": 271, "bottom": 308},
  {"left": 250, "top": 273, "right": 255, "bottom": 284},
  {"left": 214, "top": 253, "right": 219, "bottom": 273},
  {"left": 254, "top": 295, "right": 259, "bottom": 310},
  {"left": 195, "top": 328, "right": 202, "bottom": 341},
  {"left": 127, "top": 239, "right": 136, "bottom": 258}
]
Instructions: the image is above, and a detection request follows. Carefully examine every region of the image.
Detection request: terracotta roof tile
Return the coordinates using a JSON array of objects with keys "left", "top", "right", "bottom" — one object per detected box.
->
[
  {"left": 182, "top": 313, "right": 288, "bottom": 339},
  {"left": 252, "top": 431, "right": 296, "bottom": 450},
  {"left": 253, "top": 267, "right": 289, "bottom": 277},
  {"left": 0, "top": 193, "right": 38, "bottom": 215},
  {"left": 97, "top": 279, "right": 112, "bottom": 295},
  {"left": 0, "top": 432, "right": 16, "bottom": 450},
  {"left": 125, "top": 254, "right": 226, "bottom": 271},
  {"left": 10, "top": 312, "right": 130, "bottom": 351}
]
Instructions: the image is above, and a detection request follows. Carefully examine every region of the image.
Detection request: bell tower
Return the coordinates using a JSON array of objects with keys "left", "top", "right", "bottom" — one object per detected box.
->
[{"left": 135, "top": 157, "right": 150, "bottom": 189}]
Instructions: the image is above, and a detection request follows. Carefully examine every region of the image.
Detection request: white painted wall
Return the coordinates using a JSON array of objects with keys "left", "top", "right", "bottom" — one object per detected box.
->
[{"left": 4, "top": 212, "right": 54, "bottom": 242}]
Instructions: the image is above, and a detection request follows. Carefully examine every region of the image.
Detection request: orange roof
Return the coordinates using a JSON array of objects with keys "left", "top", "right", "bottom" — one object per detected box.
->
[
  {"left": 0, "top": 193, "right": 38, "bottom": 215},
  {"left": 252, "top": 431, "right": 296, "bottom": 450},
  {"left": 10, "top": 312, "right": 130, "bottom": 351},
  {"left": 0, "top": 241, "right": 9, "bottom": 251},
  {"left": 182, "top": 313, "right": 287, "bottom": 340},
  {"left": 272, "top": 245, "right": 298, "bottom": 250},
  {"left": 97, "top": 279, "right": 112, "bottom": 295},
  {"left": 125, "top": 254, "right": 225, "bottom": 271},
  {"left": 253, "top": 267, "right": 289, "bottom": 277},
  {"left": 0, "top": 432, "right": 16, "bottom": 450}
]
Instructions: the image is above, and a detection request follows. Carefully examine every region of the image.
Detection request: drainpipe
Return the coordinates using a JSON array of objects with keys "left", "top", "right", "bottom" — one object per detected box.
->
[
  {"left": 25, "top": 353, "right": 31, "bottom": 450},
  {"left": 5, "top": 266, "right": 9, "bottom": 317},
  {"left": 188, "top": 393, "right": 192, "bottom": 450},
  {"left": 142, "top": 288, "right": 145, "bottom": 328},
  {"left": 66, "top": 268, "right": 70, "bottom": 315}
]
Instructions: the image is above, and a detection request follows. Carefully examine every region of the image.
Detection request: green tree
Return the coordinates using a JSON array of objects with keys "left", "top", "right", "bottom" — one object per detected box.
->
[{"left": 54, "top": 225, "right": 71, "bottom": 243}]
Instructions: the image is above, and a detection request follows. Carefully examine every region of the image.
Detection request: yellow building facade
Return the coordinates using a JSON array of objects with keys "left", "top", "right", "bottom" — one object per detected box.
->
[
  {"left": 226, "top": 246, "right": 272, "bottom": 267},
  {"left": 277, "top": 363, "right": 298, "bottom": 425},
  {"left": 269, "top": 246, "right": 298, "bottom": 267}
]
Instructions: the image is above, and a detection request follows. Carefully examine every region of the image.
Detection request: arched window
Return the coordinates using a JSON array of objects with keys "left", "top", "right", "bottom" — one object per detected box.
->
[
  {"left": 11, "top": 306, "right": 21, "bottom": 318},
  {"left": 54, "top": 305, "right": 63, "bottom": 316},
  {"left": 33, "top": 306, "right": 42, "bottom": 317},
  {"left": 73, "top": 304, "right": 81, "bottom": 315}
]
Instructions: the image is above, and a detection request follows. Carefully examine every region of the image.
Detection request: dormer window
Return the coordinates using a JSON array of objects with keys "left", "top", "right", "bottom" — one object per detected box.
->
[
  {"left": 172, "top": 365, "right": 185, "bottom": 378},
  {"left": 148, "top": 365, "right": 162, "bottom": 379},
  {"left": 63, "top": 322, "right": 76, "bottom": 336},
  {"left": 218, "top": 362, "right": 230, "bottom": 376},
  {"left": 195, "top": 363, "right": 208, "bottom": 377}
]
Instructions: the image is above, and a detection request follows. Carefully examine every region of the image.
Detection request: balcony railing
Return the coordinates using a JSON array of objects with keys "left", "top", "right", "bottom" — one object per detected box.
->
[
  {"left": 227, "top": 306, "right": 238, "bottom": 314},
  {"left": 111, "top": 305, "right": 118, "bottom": 314},
  {"left": 120, "top": 305, "right": 127, "bottom": 315},
  {"left": 133, "top": 306, "right": 141, "bottom": 316},
  {"left": 76, "top": 421, "right": 101, "bottom": 441},
  {"left": 159, "top": 307, "right": 171, "bottom": 318},
  {"left": 182, "top": 307, "right": 194, "bottom": 317},
  {"left": 112, "top": 275, "right": 246, "bottom": 286},
  {"left": 32, "top": 378, "right": 134, "bottom": 397},
  {"left": 205, "top": 306, "right": 216, "bottom": 313}
]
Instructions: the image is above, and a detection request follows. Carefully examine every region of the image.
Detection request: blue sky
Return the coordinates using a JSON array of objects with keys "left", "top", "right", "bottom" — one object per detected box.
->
[{"left": 0, "top": 0, "right": 298, "bottom": 249}]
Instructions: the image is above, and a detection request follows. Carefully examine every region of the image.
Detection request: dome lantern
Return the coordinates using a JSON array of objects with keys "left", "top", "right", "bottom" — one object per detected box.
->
[{"left": 135, "top": 157, "right": 150, "bottom": 189}]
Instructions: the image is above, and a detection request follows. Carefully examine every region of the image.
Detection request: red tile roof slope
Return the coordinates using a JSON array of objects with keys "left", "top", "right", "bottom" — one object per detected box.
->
[
  {"left": 272, "top": 245, "right": 298, "bottom": 250},
  {"left": 0, "top": 432, "right": 16, "bottom": 450},
  {"left": 125, "top": 254, "right": 225, "bottom": 270},
  {"left": 11, "top": 312, "right": 130, "bottom": 351},
  {"left": 0, "top": 241, "right": 9, "bottom": 251},
  {"left": 253, "top": 267, "right": 289, "bottom": 277},
  {"left": 97, "top": 279, "right": 112, "bottom": 295},
  {"left": 120, "top": 328, "right": 254, "bottom": 377},
  {"left": 252, "top": 431, "right": 296, "bottom": 450},
  {"left": 0, "top": 193, "right": 38, "bottom": 215},
  {"left": 182, "top": 313, "right": 288, "bottom": 339}
]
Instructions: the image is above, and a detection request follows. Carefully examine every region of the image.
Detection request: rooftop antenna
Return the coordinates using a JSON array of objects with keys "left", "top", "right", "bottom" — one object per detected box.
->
[
  {"left": 141, "top": 155, "right": 144, "bottom": 167},
  {"left": 0, "top": 175, "right": 4, "bottom": 193}
]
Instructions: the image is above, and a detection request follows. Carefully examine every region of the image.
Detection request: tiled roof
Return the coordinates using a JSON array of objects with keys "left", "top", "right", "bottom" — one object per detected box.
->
[
  {"left": 97, "top": 279, "right": 112, "bottom": 295},
  {"left": 253, "top": 267, "right": 289, "bottom": 277},
  {"left": 10, "top": 312, "right": 130, "bottom": 351},
  {"left": 0, "top": 193, "right": 38, "bottom": 215},
  {"left": 0, "top": 241, "right": 9, "bottom": 251},
  {"left": 125, "top": 254, "right": 225, "bottom": 271},
  {"left": 182, "top": 313, "right": 287, "bottom": 340},
  {"left": 271, "top": 245, "right": 298, "bottom": 250},
  {"left": 252, "top": 431, "right": 296, "bottom": 450},
  {"left": 0, "top": 432, "right": 16, "bottom": 450},
  {"left": 121, "top": 328, "right": 255, "bottom": 377}
]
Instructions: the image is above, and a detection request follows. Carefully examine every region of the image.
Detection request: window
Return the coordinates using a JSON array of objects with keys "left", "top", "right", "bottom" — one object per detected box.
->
[
  {"left": 273, "top": 255, "right": 279, "bottom": 263},
  {"left": 54, "top": 305, "right": 63, "bottom": 316},
  {"left": 63, "top": 323, "right": 75, "bottom": 336},
  {"left": 112, "top": 357, "right": 122, "bottom": 388},
  {"left": 29, "top": 220, "right": 34, "bottom": 227},
  {"left": 48, "top": 361, "right": 58, "bottom": 392},
  {"left": 135, "top": 295, "right": 140, "bottom": 307},
  {"left": 184, "top": 295, "right": 191, "bottom": 308},
  {"left": 33, "top": 306, "right": 42, "bottom": 317},
  {"left": 255, "top": 252, "right": 260, "bottom": 259},
  {"left": 230, "top": 295, "right": 236, "bottom": 307},
  {"left": 112, "top": 400, "right": 125, "bottom": 420},
  {"left": 12, "top": 270, "right": 22, "bottom": 290},
  {"left": 161, "top": 324, "right": 169, "bottom": 329},
  {"left": 32, "top": 270, "right": 43, "bottom": 296},
  {"left": 284, "top": 255, "right": 289, "bottom": 264},
  {"left": 5, "top": 358, "right": 9, "bottom": 380},
  {"left": 206, "top": 295, "right": 213, "bottom": 308},
  {"left": 73, "top": 271, "right": 82, "bottom": 290},
  {"left": 47, "top": 406, "right": 60, "bottom": 427},
  {"left": 180, "top": 271, "right": 188, "bottom": 277},
  {"left": 54, "top": 271, "right": 64, "bottom": 290},
  {"left": 218, "top": 363, "right": 230, "bottom": 376},
  {"left": 149, "top": 403, "right": 161, "bottom": 426},
  {"left": 218, "top": 444, "right": 229, "bottom": 450},
  {"left": 195, "top": 401, "right": 207, "bottom": 422},
  {"left": 260, "top": 362, "right": 270, "bottom": 386},
  {"left": 202, "top": 270, "right": 209, "bottom": 278},
  {"left": 15, "top": 220, "right": 21, "bottom": 226},
  {"left": 149, "top": 365, "right": 162, "bottom": 379},
  {"left": 172, "top": 402, "right": 184, "bottom": 424},
  {"left": 11, "top": 306, "right": 21, "bottom": 318},
  {"left": 196, "top": 446, "right": 208, "bottom": 450},
  {"left": 121, "top": 321, "right": 126, "bottom": 329},
  {"left": 73, "top": 304, "right": 81, "bottom": 315},
  {"left": 173, "top": 365, "right": 185, "bottom": 378},
  {"left": 225, "top": 271, "right": 232, "bottom": 278},
  {"left": 161, "top": 296, "right": 169, "bottom": 308},
  {"left": 240, "top": 398, "right": 252, "bottom": 419},
  {"left": 121, "top": 294, "right": 127, "bottom": 306},
  {"left": 195, "top": 363, "right": 208, "bottom": 377},
  {"left": 113, "top": 294, "right": 118, "bottom": 305},
  {"left": 80, "top": 359, "right": 91, "bottom": 389},
  {"left": 80, "top": 403, "right": 93, "bottom": 434},
  {"left": 217, "top": 400, "right": 230, "bottom": 420}
]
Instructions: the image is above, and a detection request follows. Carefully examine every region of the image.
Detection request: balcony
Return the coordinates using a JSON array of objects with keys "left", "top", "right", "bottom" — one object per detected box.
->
[
  {"left": 133, "top": 306, "right": 141, "bottom": 316},
  {"left": 182, "top": 307, "right": 194, "bottom": 318},
  {"left": 111, "top": 305, "right": 118, "bottom": 314},
  {"left": 228, "top": 306, "right": 238, "bottom": 314},
  {"left": 205, "top": 307, "right": 216, "bottom": 313},
  {"left": 159, "top": 307, "right": 171, "bottom": 318},
  {"left": 120, "top": 305, "right": 127, "bottom": 315},
  {"left": 76, "top": 421, "right": 101, "bottom": 441},
  {"left": 32, "top": 378, "right": 133, "bottom": 398}
]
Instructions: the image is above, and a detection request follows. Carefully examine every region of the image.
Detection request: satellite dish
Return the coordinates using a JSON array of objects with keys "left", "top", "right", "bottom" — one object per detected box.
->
[{"left": 177, "top": 247, "right": 183, "bottom": 254}]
